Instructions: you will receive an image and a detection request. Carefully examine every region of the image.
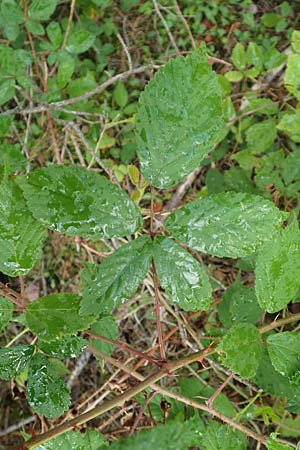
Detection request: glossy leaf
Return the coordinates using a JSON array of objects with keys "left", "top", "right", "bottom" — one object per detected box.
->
[
  {"left": 255, "top": 222, "right": 300, "bottom": 313},
  {"left": 232, "top": 43, "right": 247, "bottom": 70},
  {"left": 17, "top": 165, "right": 142, "bottom": 239},
  {"left": 97, "top": 417, "right": 205, "bottom": 450},
  {"left": 218, "top": 275, "right": 262, "bottom": 327},
  {"left": 153, "top": 236, "right": 212, "bottom": 311},
  {"left": 38, "top": 336, "right": 87, "bottom": 359},
  {"left": 0, "top": 345, "right": 34, "bottom": 380},
  {"left": 28, "top": 0, "right": 58, "bottom": 21},
  {"left": 0, "top": 296, "right": 13, "bottom": 332},
  {"left": 266, "top": 433, "right": 294, "bottom": 450},
  {"left": 202, "top": 421, "right": 247, "bottom": 450},
  {"left": 26, "top": 294, "right": 95, "bottom": 340},
  {"left": 165, "top": 192, "right": 287, "bottom": 258},
  {"left": 136, "top": 48, "right": 224, "bottom": 188},
  {"left": 0, "top": 180, "right": 45, "bottom": 276},
  {"left": 33, "top": 429, "right": 108, "bottom": 449},
  {"left": 218, "top": 323, "right": 262, "bottom": 379},
  {"left": 80, "top": 235, "right": 152, "bottom": 315},
  {"left": 27, "top": 354, "right": 70, "bottom": 418},
  {"left": 267, "top": 332, "right": 300, "bottom": 385}
]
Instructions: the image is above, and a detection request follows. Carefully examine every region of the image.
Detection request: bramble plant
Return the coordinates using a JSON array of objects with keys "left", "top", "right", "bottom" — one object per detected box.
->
[{"left": 1, "top": 2, "right": 300, "bottom": 450}]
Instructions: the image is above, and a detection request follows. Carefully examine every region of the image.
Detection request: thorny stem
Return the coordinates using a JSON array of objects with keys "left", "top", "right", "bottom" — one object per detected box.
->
[
  {"left": 24, "top": 347, "right": 214, "bottom": 449},
  {"left": 259, "top": 312, "right": 300, "bottom": 334}
]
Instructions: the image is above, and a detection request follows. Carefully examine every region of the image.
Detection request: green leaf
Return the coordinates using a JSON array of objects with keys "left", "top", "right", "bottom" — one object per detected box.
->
[
  {"left": 47, "top": 21, "right": 62, "bottom": 49},
  {"left": 255, "top": 222, "right": 300, "bottom": 313},
  {"left": 153, "top": 236, "right": 212, "bottom": 312},
  {"left": 291, "top": 30, "right": 300, "bottom": 53},
  {"left": 232, "top": 43, "right": 246, "bottom": 70},
  {"left": 0, "top": 345, "right": 34, "bottom": 380},
  {"left": 202, "top": 421, "right": 247, "bottom": 450},
  {"left": 17, "top": 165, "right": 142, "bottom": 240},
  {"left": 80, "top": 235, "right": 152, "bottom": 315},
  {"left": 26, "top": 19, "right": 45, "bottom": 35},
  {"left": 267, "top": 332, "right": 300, "bottom": 385},
  {"left": 27, "top": 354, "right": 70, "bottom": 418},
  {"left": 113, "top": 82, "right": 128, "bottom": 108},
  {"left": 0, "top": 0, "right": 24, "bottom": 40},
  {"left": 0, "top": 297, "right": 13, "bottom": 332},
  {"left": 277, "top": 112, "right": 300, "bottom": 142},
  {"left": 33, "top": 429, "right": 108, "bottom": 449},
  {"left": 136, "top": 48, "right": 224, "bottom": 188},
  {"left": 165, "top": 192, "right": 287, "bottom": 258},
  {"left": 26, "top": 294, "right": 95, "bottom": 340},
  {"left": 57, "top": 53, "right": 75, "bottom": 89},
  {"left": 38, "top": 336, "right": 87, "bottom": 359},
  {"left": 266, "top": 433, "right": 294, "bottom": 450},
  {"left": 218, "top": 323, "right": 262, "bottom": 379},
  {"left": 224, "top": 71, "right": 243, "bottom": 82},
  {"left": 255, "top": 349, "right": 300, "bottom": 414},
  {"left": 246, "top": 120, "right": 277, "bottom": 154},
  {"left": 0, "top": 143, "right": 26, "bottom": 173},
  {"left": 285, "top": 54, "right": 300, "bottom": 100},
  {"left": 0, "top": 180, "right": 45, "bottom": 277},
  {"left": 66, "top": 30, "right": 95, "bottom": 54},
  {"left": 246, "top": 42, "right": 263, "bottom": 70},
  {"left": 90, "top": 316, "right": 118, "bottom": 358},
  {"left": 97, "top": 417, "right": 205, "bottom": 450},
  {"left": 218, "top": 275, "right": 262, "bottom": 327},
  {"left": 0, "top": 79, "right": 15, "bottom": 106},
  {"left": 28, "top": 0, "right": 58, "bottom": 21}
]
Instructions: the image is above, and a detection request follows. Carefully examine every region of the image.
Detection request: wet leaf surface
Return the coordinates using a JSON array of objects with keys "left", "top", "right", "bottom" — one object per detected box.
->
[
  {"left": 38, "top": 335, "right": 87, "bottom": 359},
  {"left": 0, "top": 344, "right": 34, "bottom": 380},
  {"left": 267, "top": 332, "right": 300, "bottom": 385},
  {"left": 33, "top": 429, "right": 108, "bottom": 449},
  {"left": 0, "top": 296, "right": 13, "bottom": 332}
]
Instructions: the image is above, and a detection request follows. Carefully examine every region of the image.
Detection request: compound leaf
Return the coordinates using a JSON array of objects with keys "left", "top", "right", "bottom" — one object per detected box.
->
[
  {"left": 17, "top": 165, "right": 142, "bottom": 240},
  {"left": 255, "top": 222, "right": 300, "bottom": 313},
  {"left": 267, "top": 332, "right": 300, "bottom": 385},
  {"left": 266, "top": 433, "right": 294, "bottom": 450},
  {"left": 0, "top": 180, "right": 45, "bottom": 276},
  {"left": 153, "top": 236, "right": 212, "bottom": 311},
  {"left": 202, "top": 421, "right": 247, "bottom": 450},
  {"left": 27, "top": 354, "right": 70, "bottom": 418},
  {"left": 218, "top": 323, "right": 262, "bottom": 379},
  {"left": 165, "top": 192, "right": 287, "bottom": 258},
  {"left": 136, "top": 48, "right": 224, "bottom": 188},
  {"left": 26, "top": 294, "right": 95, "bottom": 340},
  {"left": 0, "top": 296, "right": 13, "bottom": 332},
  {"left": 0, "top": 345, "right": 34, "bottom": 380},
  {"left": 80, "top": 235, "right": 152, "bottom": 315},
  {"left": 33, "top": 429, "right": 108, "bottom": 449}
]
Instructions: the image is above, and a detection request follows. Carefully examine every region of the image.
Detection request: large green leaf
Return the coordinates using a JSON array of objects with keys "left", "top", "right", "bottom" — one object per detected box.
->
[
  {"left": 277, "top": 112, "right": 300, "bottom": 143},
  {"left": 80, "top": 235, "right": 152, "bottom": 315},
  {"left": 0, "top": 345, "right": 34, "bottom": 380},
  {"left": 153, "top": 236, "right": 212, "bottom": 311},
  {"left": 33, "top": 429, "right": 108, "bottom": 449},
  {"left": 267, "top": 332, "right": 300, "bottom": 385},
  {"left": 17, "top": 165, "right": 142, "bottom": 239},
  {"left": 26, "top": 294, "right": 95, "bottom": 340},
  {"left": 255, "top": 222, "right": 300, "bottom": 313},
  {"left": 202, "top": 421, "right": 247, "bottom": 450},
  {"left": 136, "top": 48, "right": 224, "bottom": 188},
  {"left": 0, "top": 296, "right": 13, "bottom": 332},
  {"left": 38, "top": 335, "right": 87, "bottom": 359},
  {"left": 246, "top": 119, "right": 277, "bottom": 154},
  {"left": 97, "top": 417, "right": 205, "bottom": 450},
  {"left": 284, "top": 54, "right": 300, "bottom": 100},
  {"left": 28, "top": 0, "right": 58, "bottom": 21},
  {"left": 165, "top": 192, "right": 287, "bottom": 258},
  {"left": 0, "top": 180, "right": 45, "bottom": 276},
  {"left": 218, "top": 275, "right": 262, "bottom": 327},
  {"left": 65, "top": 30, "right": 95, "bottom": 55},
  {"left": 27, "top": 354, "right": 70, "bottom": 418},
  {"left": 218, "top": 323, "right": 262, "bottom": 379}
]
